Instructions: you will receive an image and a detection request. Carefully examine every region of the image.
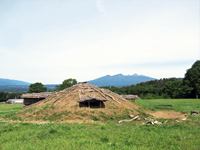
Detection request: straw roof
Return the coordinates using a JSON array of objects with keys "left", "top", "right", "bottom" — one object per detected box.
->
[
  {"left": 121, "top": 95, "right": 139, "bottom": 100},
  {"left": 21, "top": 92, "right": 53, "bottom": 99},
  {"left": 79, "top": 95, "right": 107, "bottom": 102}
]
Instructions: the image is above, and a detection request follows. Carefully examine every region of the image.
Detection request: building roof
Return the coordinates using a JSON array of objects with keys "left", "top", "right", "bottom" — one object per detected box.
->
[
  {"left": 121, "top": 95, "right": 139, "bottom": 100},
  {"left": 21, "top": 92, "right": 53, "bottom": 99}
]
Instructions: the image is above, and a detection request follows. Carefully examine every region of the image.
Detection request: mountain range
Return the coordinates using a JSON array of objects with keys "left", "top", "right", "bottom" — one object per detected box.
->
[
  {"left": 88, "top": 74, "right": 156, "bottom": 87},
  {"left": 0, "top": 74, "right": 156, "bottom": 92}
]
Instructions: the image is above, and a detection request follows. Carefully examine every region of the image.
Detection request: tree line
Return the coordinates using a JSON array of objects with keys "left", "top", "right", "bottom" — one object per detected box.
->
[
  {"left": 101, "top": 78, "right": 182, "bottom": 99},
  {"left": 101, "top": 60, "right": 200, "bottom": 99},
  {"left": 0, "top": 92, "right": 22, "bottom": 102}
]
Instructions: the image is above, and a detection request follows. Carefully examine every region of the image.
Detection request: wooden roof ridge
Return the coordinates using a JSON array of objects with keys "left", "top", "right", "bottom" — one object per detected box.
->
[{"left": 79, "top": 94, "right": 107, "bottom": 102}]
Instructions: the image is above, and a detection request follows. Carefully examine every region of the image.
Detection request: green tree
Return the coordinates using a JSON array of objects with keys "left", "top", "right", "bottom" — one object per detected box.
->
[
  {"left": 182, "top": 60, "right": 200, "bottom": 98},
  {"left": 56, "top": 78, "right": 77, "bottom": 91},
  {"left": 163, "top": 80, "right": 182, "bottom": 98},
  {"left": 0, "top": 92, "right": 8, "bottom": 102},
  {"left": 28, "top": 82, "right": 47, "bottom": 93}
]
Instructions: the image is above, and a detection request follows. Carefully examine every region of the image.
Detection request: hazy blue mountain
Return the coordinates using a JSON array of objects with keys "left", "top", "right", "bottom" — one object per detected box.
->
[
  {"left": 87, "top": 74, "right": 156, "bottom": 87},
  {"left": 0, "top": 83, "right": 57, "bottom": 93},
  {"left": 0, "top": 74, "right": 156, "bottom": 92},
  {"left": 0, "top": 78, "right": 30, "bottom": 86}
]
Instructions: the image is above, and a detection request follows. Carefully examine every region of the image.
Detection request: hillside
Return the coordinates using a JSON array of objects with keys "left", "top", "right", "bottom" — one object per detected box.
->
[
  {"left": 102, "top": 78, "right": 183, "bottom": 99},
  {"left": 88, "top": 74, "right": 156, "bottom": 87}
]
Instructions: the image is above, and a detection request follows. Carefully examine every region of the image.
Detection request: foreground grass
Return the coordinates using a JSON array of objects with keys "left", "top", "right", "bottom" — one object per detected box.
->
[
  {"left": 0, "top": 118, "right": 200, "bottom": 150},
  {"left": 135, "top": 99, "right": 200, "bottom": 113},
  {"left": 0, "top": 100, "right": 200, "bottom": 150}
]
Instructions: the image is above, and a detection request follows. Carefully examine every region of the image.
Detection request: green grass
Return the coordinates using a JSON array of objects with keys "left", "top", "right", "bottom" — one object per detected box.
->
[
  {"left": 0, "top": 119, "right": 200, "bottom": 150},
  {"left": 0, "top": 100, "right": 200, "bottom": 150},
  {"left": 0, "top": 104, "right": 23, "bottom": 119},
  {"left": 135, "top": 99, "right": 200, "bottom": 113}
]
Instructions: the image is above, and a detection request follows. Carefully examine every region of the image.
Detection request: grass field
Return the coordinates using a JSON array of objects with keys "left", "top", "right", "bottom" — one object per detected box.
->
[
  {"left": 135, "top": 99, "right": 200, "bottom": 113},
  {"left": 0, "top": 99, "right": 200, "bottom": 150},
  {"left": 0, "top": 104, "right": 23, "bottom": 119}
]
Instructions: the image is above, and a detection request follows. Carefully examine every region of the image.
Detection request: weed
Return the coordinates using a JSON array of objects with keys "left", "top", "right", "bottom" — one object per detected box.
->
[
  {"left": 60, "top": 111, "right": 70, "bottom": 116},
  {"left": 113, "top": 111, "right": 117, "bottom": 116},
  {"left": 101, "top": 136, "right": 109, "bottom": 143},
  {"left": 139, "top": 111, "right": 149, "bottom": 118},
  {"left": 90, "top": 115, "right": 100, "bottom": 121},
  {"left": 49, "top": 129, "right": 57, "bottom": 134},
  {"left": 23, "top": 107, "right": 37, "bottom": 114},
  {"left": 74, "top": 111, "right": 79, "bottom": 115},
  {"left": 42, "top": 105, "right": 50, "bottom": 110},
  {"left": 91, "top": 110, "right": 95, "bottom": 114},
  {"left": 110, "top": 115, "right": 114, "bottom": 120},
  {"left": 80, "top": 113, "right": 87, "bottom": 117},
  {"left": 100, "top": 111, "right": 105, "bottom": 115},
  {"left": 100, "top": 126, "right": 106, "bottom": 130},
  {"left": 100, "top": 114, "right": 109, "bottom": 121},
  {"left": 50, "top": 105, "right": 55, "bottom": 109},
  {"left": 11, "top": 116, "right": 23, "bottom": 121}
]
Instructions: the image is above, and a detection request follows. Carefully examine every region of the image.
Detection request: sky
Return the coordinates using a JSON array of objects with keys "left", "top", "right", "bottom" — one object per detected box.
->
[{"left": 0, "top": 0, "right": 199, "bottom": 84}]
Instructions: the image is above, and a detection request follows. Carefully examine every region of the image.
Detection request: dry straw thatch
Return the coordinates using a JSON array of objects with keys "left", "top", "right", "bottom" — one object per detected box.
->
[
  {"left": 121, "top": 95, "right": 139, "bottom": 100},
  {"left": 21, "top": 92, "right": 53, "bottom": 99}
]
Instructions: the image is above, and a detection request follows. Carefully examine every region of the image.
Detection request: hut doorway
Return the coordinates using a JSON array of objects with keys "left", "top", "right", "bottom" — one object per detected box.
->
[{"left": 79, "top": 100, "right": 105, "bottom": 108}]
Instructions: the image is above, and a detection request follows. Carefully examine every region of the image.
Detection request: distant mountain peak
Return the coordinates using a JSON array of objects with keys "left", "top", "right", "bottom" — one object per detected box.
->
[
  {"left": 113, "top": 74, "right": 123, "bottom": 77},
  {"left": 105, "top": 75, "right": 111, "bottom": 77}
]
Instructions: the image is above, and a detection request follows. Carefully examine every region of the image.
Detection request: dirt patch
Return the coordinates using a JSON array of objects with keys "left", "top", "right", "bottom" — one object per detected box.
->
[{"left": 145, "top": 110, "right": 187, "bottom": 119}]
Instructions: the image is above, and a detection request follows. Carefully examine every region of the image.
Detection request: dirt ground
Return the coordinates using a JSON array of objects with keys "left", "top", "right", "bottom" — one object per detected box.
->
[{"left": 145, "top": 110, "right": 188, "bottom": 119}]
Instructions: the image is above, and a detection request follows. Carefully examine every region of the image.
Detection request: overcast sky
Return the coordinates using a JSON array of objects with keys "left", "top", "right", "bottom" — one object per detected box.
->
[{"left": 0, "top": 0, "right": 199, "bottom": 84}]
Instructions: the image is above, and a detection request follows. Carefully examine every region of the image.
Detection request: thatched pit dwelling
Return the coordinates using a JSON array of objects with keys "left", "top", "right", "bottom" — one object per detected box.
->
[
  {"left": 18, "top": 83, "right": 139, "bottom": 122},
  {"left": 21, "top": 92, "right": 53, "bottom": 107}
]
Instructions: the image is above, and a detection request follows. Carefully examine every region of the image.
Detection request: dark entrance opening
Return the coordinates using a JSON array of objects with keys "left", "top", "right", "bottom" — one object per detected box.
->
[{"left": 79, "top": 100, "right": 105, "bottom": 108}]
